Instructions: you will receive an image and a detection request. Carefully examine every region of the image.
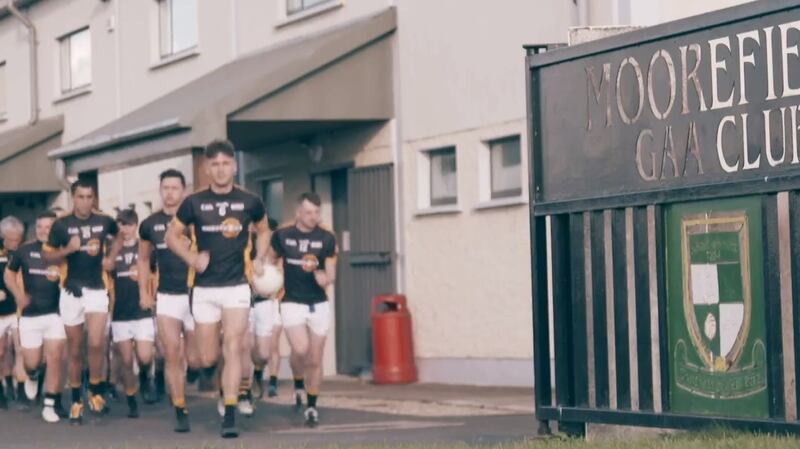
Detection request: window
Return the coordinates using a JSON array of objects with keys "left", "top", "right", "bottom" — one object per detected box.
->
[
  {"left": 429, "top": 147, "right": 458, "bottom": 206},
  {"left": 261, "top": 178, "right": 284, "bottom": 224},
  {"left": 59, "top": 27, "right": 91, "bottom": 93},
  {"left": 286, "top": 0, "right": 332, "bottom": 16},
  {"left": 0, "top": 62, "right": 6, "bottom": 119},
  {"left": 159, "top": 0, "right": 198, "bottom": 58},
  {"left": 489, "top": 136, "right": 522, "bottom": 199}
]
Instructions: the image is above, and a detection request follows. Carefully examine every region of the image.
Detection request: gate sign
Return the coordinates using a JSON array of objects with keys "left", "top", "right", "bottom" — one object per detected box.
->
[
  {"left": 527, "top": 0, "right": 800, "bottom": 436},
  {"left": 531, "top": 3, "right": 800, "bottom": 205}
]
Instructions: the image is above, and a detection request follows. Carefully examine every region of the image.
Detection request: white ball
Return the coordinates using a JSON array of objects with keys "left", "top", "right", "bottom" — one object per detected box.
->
[{"left": 252, "top": 264, "right": 283, "bottom": 297}]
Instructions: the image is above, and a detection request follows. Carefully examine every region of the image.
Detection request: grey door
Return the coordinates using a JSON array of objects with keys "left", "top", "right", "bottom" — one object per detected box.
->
[{"left": 335, "top": 164, "right": 396, "bottom": 375}]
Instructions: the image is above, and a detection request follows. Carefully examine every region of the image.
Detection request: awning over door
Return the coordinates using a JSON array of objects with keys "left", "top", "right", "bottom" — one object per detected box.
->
[
  {"left": 0, "top": 116, "right": 63, "bottom": 192},
  {"left": 48, "top": 7, "right": 397, "bottom": 175}
]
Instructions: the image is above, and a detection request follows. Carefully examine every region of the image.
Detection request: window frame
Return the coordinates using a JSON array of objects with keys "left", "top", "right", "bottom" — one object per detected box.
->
[
  {"left": 158, "top": 0, "right": 199, "bottom": 59},
  {"left": 0, "top": 61, "right": 7, "bottom": 120},
  {"left": 488, "top": 135, "right": 523, "bottom": 200},
  {"left": 286, "top": 0, "right": 335, "bottom": 16},
  {"left": 260, "top": 177, "right": 284, "bottom": 224},
  {"left": 427, "top": 146, "right": 458, "bottom": 207},
  {"left": 58, "top": 27, "right": 92, "bottom": 94}
]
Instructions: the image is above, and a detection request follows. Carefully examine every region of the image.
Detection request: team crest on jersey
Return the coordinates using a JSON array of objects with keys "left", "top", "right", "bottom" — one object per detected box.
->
[
  {"left": 301, "top": 254, "right": 319, "bottom": 273},
  {"left": 124, "top": 252, "right": 136, "bottom": 265},
  {"left": 86, "top": 238, "right": 101, "bottom": 256},
  {"left": 216, "top": 202, "right": 230, "bottom": 217},
  {"left": 221, "top": 218, "right": 243, "bottom": 239},
  {"left": 81, "top": 226, "right": 92, "bottom": 239},
  {"left": 46, "top": 265, "right": 60, "bottom": 282}
]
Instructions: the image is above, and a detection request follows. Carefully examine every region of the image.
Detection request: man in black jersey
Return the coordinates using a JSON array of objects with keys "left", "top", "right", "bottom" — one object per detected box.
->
[
  {"left": 4, "top": 211, "right": 67, "bottom": 423},
  {"left": 44, "top": 179, "right": 120, "bottom": 424},
  {"left": 167, "top": 139, "right": 269, "bottom": 438},
  {"left": 139, "top": 168, "right": 200, "bottom": 433},
  {"left": 109, "top": 209, "right": 155, "bottom": 419},
  {"left": 268, "top": 192, "right": 337, "bottom": 428},
  {"left": 0, "top": 216, "right": 24, "bottom": 410}
]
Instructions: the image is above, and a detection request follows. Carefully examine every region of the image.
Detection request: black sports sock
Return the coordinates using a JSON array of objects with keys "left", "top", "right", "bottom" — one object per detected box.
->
[
  {"left": 269, "top": 375, "right": 278, "bottom": 387},
  {"left": 71, "top": 387, "right": 82, "bottom": 404},
  {"left": 307, "top": 393, "right": 318, "bottom": 408},
  {"left": 201, "top": 364, "right": 217, "bottom": 378},
  {"left": 138, "top": 364, "right": 151, "bottom": 389},
  {"left": 294, "top": 378, "right": 305, "bottom": 391},
  {"left": 17, "top": 382, "right": 25, "bottom": 399},
  {"left": 155, "top": 368, "right": 165, "bottom": 395},
  {"left": 254, "top": 370, "right": 263, "bottom": 382},
  {"left": 186, "top": 368, "right": 200, "bottom": 383}
]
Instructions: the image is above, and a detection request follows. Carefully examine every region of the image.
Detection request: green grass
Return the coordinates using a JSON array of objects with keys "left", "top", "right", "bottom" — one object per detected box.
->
[{"left": 55, "top": 430, "right": 800, "bottom": 449}]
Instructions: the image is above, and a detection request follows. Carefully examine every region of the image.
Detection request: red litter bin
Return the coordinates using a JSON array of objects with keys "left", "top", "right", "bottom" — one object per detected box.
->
[{"left": 371, "top": 294, "right": 418, "bottom": 384}]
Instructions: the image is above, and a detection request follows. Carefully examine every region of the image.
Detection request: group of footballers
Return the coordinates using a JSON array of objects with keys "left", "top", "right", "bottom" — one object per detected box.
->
[{"left": 0, "top": 139, "right": 338, "bottom": 438}]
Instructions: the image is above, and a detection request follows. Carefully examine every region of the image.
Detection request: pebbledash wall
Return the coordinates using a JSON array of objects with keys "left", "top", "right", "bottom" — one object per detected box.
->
[{"left": 0, "top": 0, "right": 753, "bottom": 386}]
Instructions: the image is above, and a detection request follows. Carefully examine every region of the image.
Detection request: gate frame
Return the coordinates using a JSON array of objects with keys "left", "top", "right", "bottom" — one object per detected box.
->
[{"left": 525, "top": 0, "right": 800, "bottom": 436}]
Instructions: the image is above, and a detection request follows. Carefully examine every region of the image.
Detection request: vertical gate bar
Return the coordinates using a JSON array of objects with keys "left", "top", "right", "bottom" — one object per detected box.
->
[
  {"left": 612, "top": 208, "right": 631, "bottom": 410},
  {"left": 763, "top": 194, "right": 785, "bottom": 419},
  {"left": 591, "top": 210, "right": 610, "bottom": 408},
  {"left": 790, "top": 192, "right": 800, "bottom": 416},
  {"left": 633, "top": 206, "right": 654, "bottom": 411},
  {"left": 570, "top": 213, "right": 589, "bottom": 407},
  {"left": 531, "top": 213, "right": 552, "bottom": 411},
  {"left": 653, "top": 205, "right": 670, "bottom": 412}
]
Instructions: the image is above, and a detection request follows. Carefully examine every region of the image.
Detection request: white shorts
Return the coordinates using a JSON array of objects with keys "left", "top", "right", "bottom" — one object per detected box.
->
[
  {"left": 192, "top": 284, "right": 251, "bottom": 324},
  {"left": 250, "top": 300, "right": 278, "bottom": 338},
  {"left": 280, "top": 301, "right": 330, "bottom": 336},
  {"left": 111, "top": 318, "right": 156, "bottom": 343},
  {"left": 156, "top": 293, "right": 195, "bottom": 332},
  {"left": 59, "top": 288, "right": 110, "bottom": 327},
  {"left": 0, "top": 314, "right": 18, "bottom": 337},
  {"left": 19, "top": 314, "right": 66, "bottom": 349}
]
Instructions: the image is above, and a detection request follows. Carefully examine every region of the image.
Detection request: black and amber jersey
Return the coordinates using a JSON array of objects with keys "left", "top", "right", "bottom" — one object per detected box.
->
[
  {"left": 46, "top": 213, "right": 118, "bottom": 290},
  {"left": 6, "top": 241, "right": 60, "bottom": 317},
  {"left": 0, "top": 243, "right": 16, "bottom": 316},
  {"left": 175, "top": 187, "right": 266, "bottom": 287},
  {"left": 140, "top": 210, "right": 190, "bottom": 294},
  {"left": 270, "top": 225, "right": 337, "bottom": 305},
  {"left": 112, "top": 242, "right": 151, "bottom": 321}
]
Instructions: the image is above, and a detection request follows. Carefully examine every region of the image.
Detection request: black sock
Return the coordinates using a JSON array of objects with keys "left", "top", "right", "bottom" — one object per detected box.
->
[
  {"left": 155, "top": 368, "right": 165, "bottom": 394},
  {"left": 25, "top": 368, "right": 38, "bottom": 380},
  {"left": 269, "top": 375, "right": 278, "bottom": 387},
  {"left": 138, "top": 364, "right": 151, "bottom": 389},
  {"left": 71, "top": 387, "right": 81, "bottom": 404},
  {"left": 308, "top": 393, "right": 318, "bottom": 408},
  {"left": 4, "top": 376, "right": 12, "bottom": 391},
  {"left": 88, "top": 382, "right": 102, "bottom": 396},
  {"left": 37, "top": 367, "right": 46, "bottom": 399},
  {"left": 17, "top": 382, "right": 25, "bottom": 399},
  {"left": 186, "top": 368, "right": 200, "bottom": 383},
  {"left": 54, "top": 393, "right": 64, "bottom": 410},
  {"left": 44, "top": 392, "right": 58, "bottom": 405},
  {"left": 254, "top": 370, "right": 263, "bottom": 382},
  {"left": 224, "top": 404, "right": 236, "bottom": 419},
  {"left": 0, "top": 381, "right": 5, "bottom": 399},
  {"left": 202, "top": 364, "right": 217, "bottom": 378},
  {"left": 294, "top": 378, "right": 305, "bottom": 391}
]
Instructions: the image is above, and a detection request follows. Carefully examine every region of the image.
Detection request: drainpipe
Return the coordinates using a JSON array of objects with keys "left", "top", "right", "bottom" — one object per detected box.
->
[
  {"left": 576, "top": 0, "right": 589, "bottom": 26},
  {"left": 8, "top": 0, "right": 38, "bottom": 126}
]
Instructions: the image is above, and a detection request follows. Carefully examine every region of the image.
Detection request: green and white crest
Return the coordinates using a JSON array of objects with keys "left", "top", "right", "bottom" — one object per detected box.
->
[{"left": 681, "top": 211, "right": 751, "bottom": 372}]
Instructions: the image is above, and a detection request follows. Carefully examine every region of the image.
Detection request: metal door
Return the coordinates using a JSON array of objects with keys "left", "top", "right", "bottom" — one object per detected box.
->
[{"left": 335, "top": 164, "right": 396, "bottom": 375}]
